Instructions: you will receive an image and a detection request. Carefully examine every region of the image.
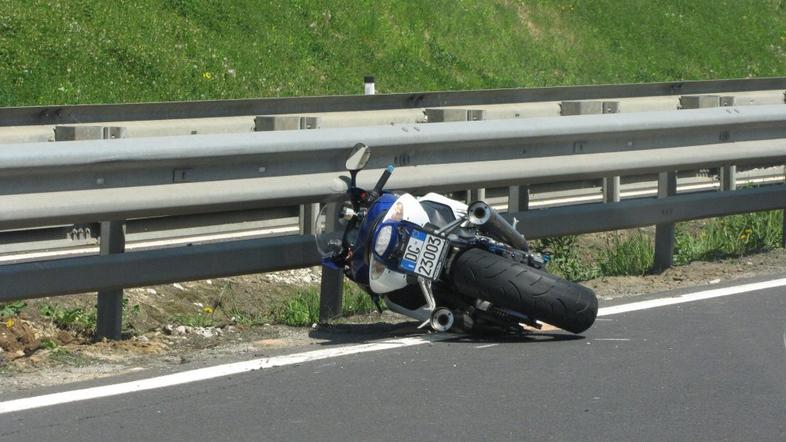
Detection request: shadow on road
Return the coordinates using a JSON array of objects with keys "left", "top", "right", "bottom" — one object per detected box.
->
[
  {"left": 308, "top": 321, "right": 423, "bottom": 346},
  {"left": 309, "top": 321, "right": 585, "bottom": 346}
]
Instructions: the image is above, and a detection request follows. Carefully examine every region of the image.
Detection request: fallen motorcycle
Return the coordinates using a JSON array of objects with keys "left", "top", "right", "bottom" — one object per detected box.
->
[{"left": 315, "top": 143, "right": 597, "bottom": 334}]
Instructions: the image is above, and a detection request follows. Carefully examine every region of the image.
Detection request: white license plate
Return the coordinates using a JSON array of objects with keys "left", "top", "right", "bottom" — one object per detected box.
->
[{"left": 399, "top": 229, "right": 447, "bottom": 280}]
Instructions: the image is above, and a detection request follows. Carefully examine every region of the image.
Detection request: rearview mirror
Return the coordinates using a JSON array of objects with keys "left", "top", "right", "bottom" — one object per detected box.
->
[{"left": 346, "top": 143, "right": 371, "bottom": 172}]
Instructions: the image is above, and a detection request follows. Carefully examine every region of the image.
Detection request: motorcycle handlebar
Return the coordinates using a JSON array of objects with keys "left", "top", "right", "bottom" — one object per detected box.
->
[{"left": 373, "top": 165, "right": 394, "bottom": 194}]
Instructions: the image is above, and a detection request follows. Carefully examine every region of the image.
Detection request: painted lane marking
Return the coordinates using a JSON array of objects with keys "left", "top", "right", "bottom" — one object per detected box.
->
[
  {"left": 3, "top": 276, "right": 786, "bottom": 415},
  {"left": 597, "top": 277, "right": 786, "bottom": 317},
  {"left": 593, "top": 338, "right": 631, "bottom": 341},
  {"left": 0, "top": 336, "right": 436, "bottom": 415},
  {"left": 475, "top": 344, "right": 499, "bottom": 349}
]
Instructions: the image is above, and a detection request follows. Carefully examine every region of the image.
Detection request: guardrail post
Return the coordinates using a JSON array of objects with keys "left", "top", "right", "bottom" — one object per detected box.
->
[
  {"left": 653, "top": 171, "right": 677, "bottom": 273},
  {"left": 508, "top": 184, "right": 530, "bottom": 212},
  {"left": 680, "top": 95, "right": 736, "bottom": 188},
  {"left": 55, "top": 125, "right": 128, "bottom": 339},
  {"left": 319, "top": 202, "right": 343, "bottom": 323},
  {"left": 255, "top": 115, "right": 321, "bottom": 234},
  {"left": 300, "top": 204, "right": 320, "bottom": 235},
  {"left": 96, "top": 221, "right": 125, "bottom": 340},
  {"left": 560, "top": 101, "right": 621, "bottom": 203},
  {"left": 602, "top": 176, "right": 621, "bottom": 203},
  {"left": 425, "top": 108, "right": 486, "bottom": 203},
  {"left": 720, "top": 165, "right": 736, "bottom": 191}
]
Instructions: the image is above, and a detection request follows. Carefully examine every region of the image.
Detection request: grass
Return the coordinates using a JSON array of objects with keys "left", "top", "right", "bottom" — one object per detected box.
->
[
  {"left": 172, "top": 308, "right": 215, "bottom": 327},
  {"left": 275, "top": 282, "right": 381, "bottom": 327},
  {"left": 674, "top": 211, "right": 784, "bottom": 264},
  {"left": 540, "top": 210, "right": 784, "bottom": 282},
  {"left": 599, "top": 232, "right": 655, "bottom": 277},
  {"left": 0, "top": 0, "right": 783, "bottom": 106},
  {"left": 535, "top": 235, "right": 600, "bottom": 281}
]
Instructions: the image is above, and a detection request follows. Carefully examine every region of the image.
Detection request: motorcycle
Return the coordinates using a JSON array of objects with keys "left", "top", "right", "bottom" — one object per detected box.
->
[{"left": 315, "top": 143, "right": 597, "bottom": 334}]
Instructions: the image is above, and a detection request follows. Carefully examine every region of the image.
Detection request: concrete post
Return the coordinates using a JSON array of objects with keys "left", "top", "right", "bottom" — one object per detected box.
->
[
  {"left": 653, "top": 171, "right": 677, "bottom": 273},
  {"left": 425, "top": 108, "right": 486, "bottom": 203},
  {"left": 560, "top": 101, "right": 621, "bottom": 203},
  {"left": 55, "top": 125, "right": 128, "bottom": 339}
]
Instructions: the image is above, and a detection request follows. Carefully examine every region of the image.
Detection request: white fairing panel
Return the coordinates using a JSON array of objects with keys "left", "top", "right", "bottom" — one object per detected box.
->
[
  {"left": 369, "top": 193, "right": 430, "bottom": 294},
  {"left": 418, "top": 192, "right": 468, "bottom": 220}
]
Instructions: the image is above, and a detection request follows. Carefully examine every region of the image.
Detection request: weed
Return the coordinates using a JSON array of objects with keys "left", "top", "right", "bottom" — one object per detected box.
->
[
  {"left": 599, "top": 232, "right": 654, "bottom": 276},
  {"left": 39, "top": 304, "right": 96, "bottom": 332},
  {"left": 120, "top": 298, "right": 142, "bottom": 333},
  {"left": 275, "top": 288, "right": 321, "bottom": 327},
  {"left": 341, "top": 282, "right": 382, "bottom": 316},
  {"left": 39, "top": 338, "right": 58, "bottom": 350},
  {"left": 228, "top": 312, "right": 268, "bottom": 327},
  {"left": 0, "top": 301, "right": 26, "bottom": 318},
  {"left": 674, "top": 226, "right": 704, "bottom": 266},
  {"left": 274, "top": 282, "right": 382, "bottom": 327},
  {"left": 534, "top": 235, "right": 599, "bottom": 282},
  {"left": 172, "top": 312, "right": 215, "bottom": 328}
]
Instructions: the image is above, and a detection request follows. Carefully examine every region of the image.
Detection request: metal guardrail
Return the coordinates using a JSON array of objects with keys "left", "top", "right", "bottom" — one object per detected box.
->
[
  {"left": 1, "top": 83, "right": 786, "bottom": 338},
  {"left": 3, "top": 77, "right": 785, "bottom": 127},
  {"left": 2, "top": 78, "right": 785, "bottom": 257}
]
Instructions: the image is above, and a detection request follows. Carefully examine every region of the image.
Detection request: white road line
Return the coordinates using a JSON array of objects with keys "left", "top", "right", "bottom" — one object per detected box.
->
[
  {"left": 597, "top": 277, "right": 786, "bottom": 317},
  {"left": 0, "top": 336, "right": 435, "bottom": 415},
  {"left": 593, "top": 338, "right": 631, "bottom": 341},
  {"left": 2, "top": 276, "right": 786, "bottom": 415},
  {"left": 475, "top": 344, "right": 498, "bottom": 349}
]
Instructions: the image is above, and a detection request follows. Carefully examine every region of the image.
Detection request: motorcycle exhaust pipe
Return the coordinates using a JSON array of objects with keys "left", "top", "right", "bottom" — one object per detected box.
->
[
  {"left": 430, "top": 308, "right": 455, "bottom": 332},
  {"left": 467, "top": 201, "right": 529, "bottom": 251}
]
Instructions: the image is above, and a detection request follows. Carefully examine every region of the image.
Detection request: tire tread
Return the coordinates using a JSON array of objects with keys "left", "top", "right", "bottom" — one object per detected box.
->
[{"left": 451, "top": 248, "right": 598, "bottom": 334}]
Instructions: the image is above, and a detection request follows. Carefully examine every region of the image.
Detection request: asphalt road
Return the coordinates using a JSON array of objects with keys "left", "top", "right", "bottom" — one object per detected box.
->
[{"left": 1, "top": 279, "right": 785, "bottom": 441}]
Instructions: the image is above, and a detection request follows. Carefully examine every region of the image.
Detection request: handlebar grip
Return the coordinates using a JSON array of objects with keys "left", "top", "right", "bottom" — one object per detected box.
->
[{"left": 373, "top": 165, "right": 394, "bottom": 194}]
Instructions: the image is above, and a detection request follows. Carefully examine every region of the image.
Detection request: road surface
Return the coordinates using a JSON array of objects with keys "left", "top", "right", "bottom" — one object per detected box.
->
[{"left": 1, "top": 276, "right": 785, "bottom": 441}]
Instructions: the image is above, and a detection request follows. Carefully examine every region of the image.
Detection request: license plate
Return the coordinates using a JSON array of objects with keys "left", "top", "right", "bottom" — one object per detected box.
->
[{"left": 399, "top": 229, "right": 447, "bottom": 280}]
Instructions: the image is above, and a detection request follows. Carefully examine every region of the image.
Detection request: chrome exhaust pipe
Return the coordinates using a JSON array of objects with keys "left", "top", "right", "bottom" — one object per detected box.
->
[
  {"left": 430, "top": 308, "right": 455, "bottom": 332},
  {"left": 467, "top": 201, "right": 529, "bottom": 251}
]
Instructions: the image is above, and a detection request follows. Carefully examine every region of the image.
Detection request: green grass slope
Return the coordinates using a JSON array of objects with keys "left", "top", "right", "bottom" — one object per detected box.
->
[{"left": 0, "top": 0, "right": 784, "bottom": 106}]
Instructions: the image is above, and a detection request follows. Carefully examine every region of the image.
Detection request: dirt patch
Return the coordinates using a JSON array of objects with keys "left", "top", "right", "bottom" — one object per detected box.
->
[
  {"left": 512, "top": 1, "right": 542, "bottom": 40},
  {"left": 586, "top": 248, "right": 786, "bottom": 300},
  {"left": 0, "top": 319, "right": 40, "bottom": 360}
]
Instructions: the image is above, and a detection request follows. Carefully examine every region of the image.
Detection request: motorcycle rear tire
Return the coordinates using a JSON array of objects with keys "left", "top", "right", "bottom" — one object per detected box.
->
[{"left": 451, "top": 248, "right": 597, "bottom": 334}]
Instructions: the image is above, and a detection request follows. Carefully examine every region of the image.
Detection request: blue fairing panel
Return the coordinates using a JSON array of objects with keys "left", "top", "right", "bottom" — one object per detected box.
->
[{"left": 350, "top": 193, "right": 397, "bottom": 283}]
